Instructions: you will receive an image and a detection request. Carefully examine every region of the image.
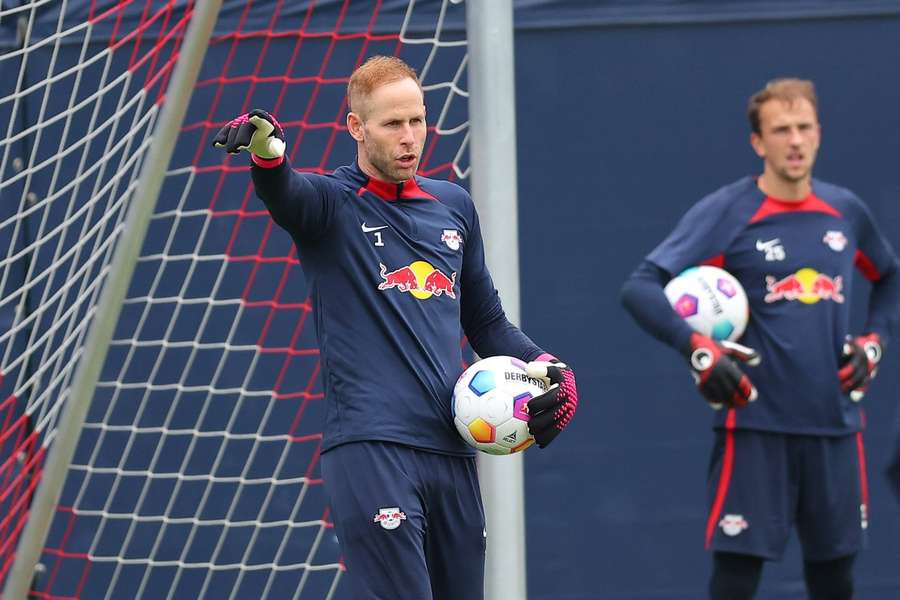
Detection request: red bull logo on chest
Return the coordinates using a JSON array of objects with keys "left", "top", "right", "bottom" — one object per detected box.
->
[
  {"left": 764, "top": 267, "right": 843, "bottom": 304},
  {"left": 378, "top": 261, "right": 457, "bottom": 300}
]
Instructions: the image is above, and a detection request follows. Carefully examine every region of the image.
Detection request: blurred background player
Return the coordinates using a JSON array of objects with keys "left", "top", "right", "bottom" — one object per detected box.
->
[
  {"left": 620, "top": 78, "right": 900, "bottom": 599},
  {"left": 212, "top": 56, "right": 578, "bottom": 600}
]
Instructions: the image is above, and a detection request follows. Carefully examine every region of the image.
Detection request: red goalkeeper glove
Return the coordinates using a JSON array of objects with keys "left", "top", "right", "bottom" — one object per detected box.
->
[
  {"left": 524, "top": 359, "right": 578, "bottom": 448},
  {"left": 838, "top": 333, "right": 883, "bottom": 402},
  {"left": 687, "top": 333, "right": 760, "bottom": 410},
  {"left": 212, "top": 109, "right": 286, "bottom": 164}
]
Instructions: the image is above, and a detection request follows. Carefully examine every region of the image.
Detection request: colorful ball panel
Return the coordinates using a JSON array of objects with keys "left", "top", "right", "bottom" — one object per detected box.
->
[
  {"left": 468, "top": 417, "right": 495, "bottom": 443},
  {"left": 468, "top": 370, "right": 495, "bottom": 396}
]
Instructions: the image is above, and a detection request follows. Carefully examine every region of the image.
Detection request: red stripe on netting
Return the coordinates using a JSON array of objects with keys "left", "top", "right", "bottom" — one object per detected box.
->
[
  {"left": 102, "top": 1, "right": 130, "bottom": 45},
  {"left": 187, "top": 0, "right": 257, "bottom": 169},
  {"left": 237, "top": 0, "right": 289, "bottom": 117},
  {"left": 43, "top": 508, "right": 82, "bottom": 597},
  {"left": 277, "top": 392, "right": 324, "bottom": 401},
  {"left": 705, "top": 409, "right": 736, "bottom": 549},
  {"left": 243, "top": 300, "right": 310, "bottom": 310},
  {"left": 303, "top": 439, "right": 323, "bottom": 479},
  {"left": 142, "top": 9, "right": 193, "bottom": 98},
  {"left": 0, "top": 391, "right": 44, "bottom": 585},
  {"left": 257, "top": 348, "right": 319, "bottom": 357},
  {"left": 232, "top": 231, "right": 297, "bottom": 298},
  {"left": 287, "top": 0, "right": 357, "bottom": 165},
  {"left": 125, "top": 0, "right": 154, "bottom": 66},
  {"left": 203, "top": 207, "right": 269, "bottom": 219},
  {"left": 148, "top": 5, "right": 181, "bottom": 102},
  {"left": 419, "top": 129, "right": 442, "bottom": 174},
  {"left": 257, "top": 283, "right": 308, "bottom": 347},
  {"left": 0, "top": 394, "right": 25, "bottom": 446},
  {"left": 189, "top": 0, "right": 289, "bottom": 167},
  {"left": 196, "top": 77, "right": 351, "bottom": 93},
  {"left": 312, "top": 3, "right": 398, "bottom": 171},
  {"left": 213, "top": 29, "right": 398, "bottom": 43},
  {"left": 106, "top": 2, "right": 175, "bottom": 51},
  {"left": 283, "top": 433, "right": 321, "bottom": 445},
  {"left": 266, "top": 289, "right": 313, "bottom": 393},
  {"left": 0, "top": 421, "right": 40, "bottom": 509},
  {"left": 418, "top": 163, "right": 454, "bottom": 178},
  {"left": 226, "top": 255, "right": 300, "bottom": 266},
  {"left": 221, "top": 182, "right": 263, "bottom": 251},
  {"left": 0, "top": 450, "right": 45, "bottom": 583},
  {"left": 0, "top": 432, "right": 37, "bottom": 504},
  {"left": 418, "top": 124, "right": 458, "bottom": 178},
  {"left": 192, "top": 164, "right": 251, "bottom": 175},
  {"left": 88, "top": 0, "right": 136, "bottom": 24},
  {"left": 91, "top": 0, "right": 195, "bottom": 106}
]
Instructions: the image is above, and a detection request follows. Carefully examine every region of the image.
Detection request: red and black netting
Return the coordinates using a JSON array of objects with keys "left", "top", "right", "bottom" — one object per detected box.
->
[{"left": 0, "top": 1, "right": 469, "bottom": 598}]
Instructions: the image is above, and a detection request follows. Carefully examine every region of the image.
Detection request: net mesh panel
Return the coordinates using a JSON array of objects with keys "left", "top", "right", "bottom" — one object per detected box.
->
[{"left": 0, "top": 1, "right": 469, "bottom": 598}]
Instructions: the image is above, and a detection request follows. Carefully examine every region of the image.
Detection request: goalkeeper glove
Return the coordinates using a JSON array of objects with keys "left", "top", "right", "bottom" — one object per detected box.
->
[
  {"left": 524, "top": 359, "right": 578, "bottom": 448},
  {"left": 212, "top": 109, "right": 286, "bottom": 163},
  {"left": 687, "top": 333, "right": 760, "bottom": 410},
  {"left": 838, "top": 333, "right": 883, "bottom": 402}
]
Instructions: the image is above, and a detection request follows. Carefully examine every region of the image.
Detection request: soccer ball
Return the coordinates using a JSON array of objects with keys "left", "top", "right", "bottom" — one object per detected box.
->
[
  {"left": 452, "top": 356, "right": 547, "bottom": 455},
  {"left": 664, "top": 265, "right": 749, "bottom": 341}
]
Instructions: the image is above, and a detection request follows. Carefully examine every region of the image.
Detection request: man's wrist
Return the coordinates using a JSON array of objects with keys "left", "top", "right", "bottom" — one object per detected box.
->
[{"left": 251, "top": 153, "right": 285, "bottom": 168}]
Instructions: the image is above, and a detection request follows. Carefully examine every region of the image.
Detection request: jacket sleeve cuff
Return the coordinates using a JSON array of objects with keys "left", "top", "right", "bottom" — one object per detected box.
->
[{"left": 251, "top": 154, "right": 285, "bottom": 168}]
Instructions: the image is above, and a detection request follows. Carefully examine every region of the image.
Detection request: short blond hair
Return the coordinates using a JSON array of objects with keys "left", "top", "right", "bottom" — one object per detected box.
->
[
  {"left": 748, "top": 78, "right": 818, "bottom": 134},
  {"left": 347, "top": 55, "right": 421, "bottom": 118}
]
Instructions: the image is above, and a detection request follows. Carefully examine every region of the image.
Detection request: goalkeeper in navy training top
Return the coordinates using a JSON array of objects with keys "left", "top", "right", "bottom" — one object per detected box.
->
[
  {"left": 621, "top": 78, "right": 900, "bottom": 600},
  {"left": 212, "top": 56, "right": 578, "bottom": 600}
]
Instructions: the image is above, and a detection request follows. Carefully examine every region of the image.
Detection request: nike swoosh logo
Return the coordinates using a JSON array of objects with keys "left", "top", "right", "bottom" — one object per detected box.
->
[
  {"left": 756, "top": 239, "right": 780, "bottom": 250},
  {"left": 361, "top": 223, "right": 389, "bottom": 233}
]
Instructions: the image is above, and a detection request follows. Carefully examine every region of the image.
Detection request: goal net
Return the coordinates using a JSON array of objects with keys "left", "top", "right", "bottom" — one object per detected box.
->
[{"left": 0, "top": 1, "right": 469, "bottom": 598}]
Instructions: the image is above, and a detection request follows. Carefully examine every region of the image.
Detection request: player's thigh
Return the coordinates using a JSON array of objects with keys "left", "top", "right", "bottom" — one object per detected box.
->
[
  {"left": 796, "top": 433, "right": 866, "bottom": 561},
  {"left": 706, "top": 429, "right": 793, "bottom": 560},
  {"left": 320, "top": 442, "right": 432, "bottom": 600},
  {"left": 422, "top": 452, "right": 486, "bottom": 600}
]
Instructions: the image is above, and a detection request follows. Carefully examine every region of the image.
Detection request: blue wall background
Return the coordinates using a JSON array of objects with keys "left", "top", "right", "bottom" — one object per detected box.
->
[{"left": 518, "top": 10, "right": 900, "bottom": 600}]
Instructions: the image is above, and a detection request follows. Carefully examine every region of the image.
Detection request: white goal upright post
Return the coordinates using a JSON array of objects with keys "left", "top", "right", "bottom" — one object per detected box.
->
[
  {"left": 466, "top": 1, "right": 528, "bottom": 600},
  {"left": 0, "top": 1, "right": 525, "bottom": 598}
]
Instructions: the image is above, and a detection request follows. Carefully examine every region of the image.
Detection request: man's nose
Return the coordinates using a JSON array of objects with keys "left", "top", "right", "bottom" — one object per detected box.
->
[{"left": 399, "top": 123, "right": 415, "bottom": 144}]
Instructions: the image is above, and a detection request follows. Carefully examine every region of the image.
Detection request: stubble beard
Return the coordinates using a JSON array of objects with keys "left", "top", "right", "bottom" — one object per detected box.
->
[
  {"left": 775, "top": 162, "right": 812, "bottom": 185},
  {"left": 367, "top": 140, "right": 418, "bottom": 183}
]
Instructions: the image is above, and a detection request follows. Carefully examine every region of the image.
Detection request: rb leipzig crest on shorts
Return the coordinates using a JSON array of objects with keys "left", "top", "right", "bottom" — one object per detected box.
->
[{"left": 719, "top": 514, "right": 749, "bottom": 537}]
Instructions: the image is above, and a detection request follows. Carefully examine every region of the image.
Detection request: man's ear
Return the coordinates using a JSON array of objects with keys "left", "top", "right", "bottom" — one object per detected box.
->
[
  {"left": 347, "top": 112, "right": 365, "bottom": 142},
  {"left": 749, "top": 132, "right": 765, "bottom": 158}
]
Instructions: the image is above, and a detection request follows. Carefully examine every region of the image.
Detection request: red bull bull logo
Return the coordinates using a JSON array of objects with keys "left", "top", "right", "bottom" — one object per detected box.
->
[
  {"left": 373, "top": 507, "right": 407, "bottom": 530},
  {"left": 378, "top": 261, "right": 456, "bottom": 300},
  {"left": 764, "top": 268, "right": 844, "bottom": 304}
]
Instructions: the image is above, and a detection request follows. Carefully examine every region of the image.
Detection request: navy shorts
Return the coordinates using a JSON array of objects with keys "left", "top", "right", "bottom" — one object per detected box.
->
[
  {"left": 320, "top": 442, "right": 486, "bottom": 600},
  {"left": 705, "top": 427, "right": 868, "bottom": 561}
]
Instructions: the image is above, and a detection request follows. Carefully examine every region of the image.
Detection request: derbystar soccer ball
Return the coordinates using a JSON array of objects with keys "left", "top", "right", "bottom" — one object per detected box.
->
[
  {"left": 664, "top": 265, "right": 749, "bottom": 342},
  {"left": 452, "top": 356, "right": 547, "bottom": 455}
]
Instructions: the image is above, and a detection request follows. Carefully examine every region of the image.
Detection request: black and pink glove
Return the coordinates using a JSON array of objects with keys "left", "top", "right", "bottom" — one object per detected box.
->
[
  {"left": 839, "top": 333, "right": 883, "bottom": 402},
  {"left": 212, "top": 109, "right": 286, "bottom": 167},
  {"left": 687, "top": 333, "right": 760, "bottom": 410},
  {"left": 524, "top": 356, "right": 578, "bottom": 448}
]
